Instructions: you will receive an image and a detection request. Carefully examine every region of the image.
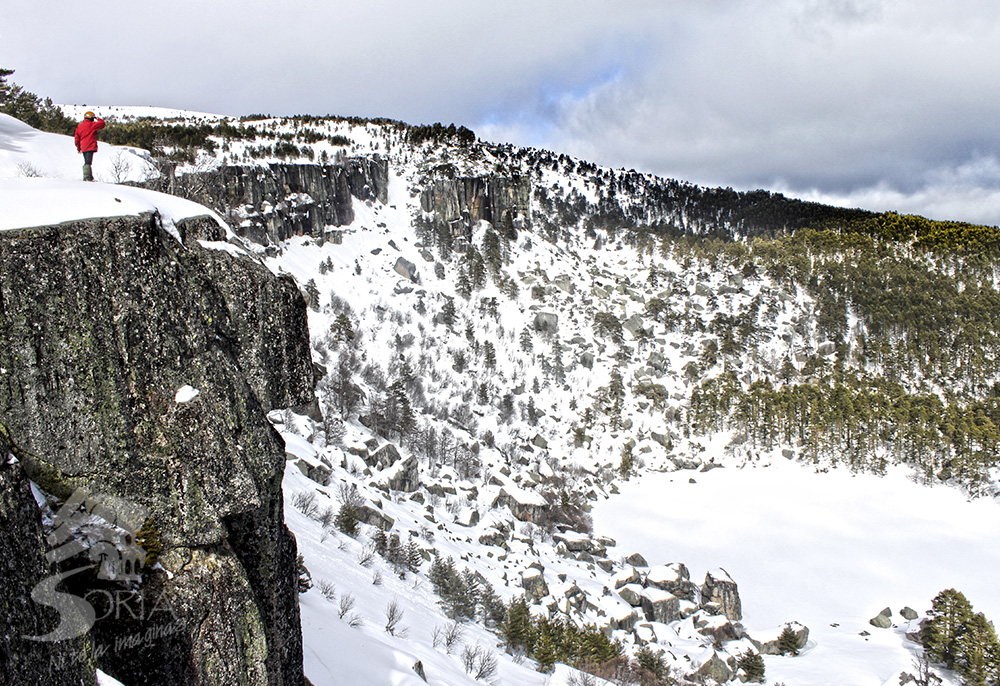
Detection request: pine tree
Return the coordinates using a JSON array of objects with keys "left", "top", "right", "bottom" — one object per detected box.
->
[
  {"left": 330, "top": 313, "right": 355, "bottom": 345},
  {"left": 456, "top": 266, "right": 473, "bottom": 300},
  {"left": 304, "top": 278, "right": 320, "bottom": 311},
  {"left": 440, "top": 297, "right": 457, "bottom": 329},
  {"left": 635, "top": 645, "right": 668, "bottom": 680},
  {"left": 404, "top": 537, "right": 423, "bottom": 573},
  {"left": 777, "top": 624, "right": 801, "bottom": 656},
  {"left": 502, "top": 597, "right": 535, "bottom": 653},
  {"left": 618, "top": 444, "right": 635, "bottom": 479},
  {"left": 526, "top": 397, "right": 539, "bottom": 426},
  {"left": 429, "top": 555, "right": 476, "bottom": 620},
  {"left": 533, "top": 618, "right": 558, "bottom": 672},
  {"left": 923, "top": 589, "right": 975, "bottom": 668},
  {"left": 953, "top": 612, "right": 1000, "bottom": 686},
  {"left": 520, "top": 327, "right": 534, "bottom": 352},
  {"left": 389, "top": 379, "right": 415, "bottom": 438},
  {"left": 736, "top": 649, "right": 766, "bottom": 683},
  {"left": 372, "top": 527, "right": 388, "bottom": 556},
  {"left": 479, "top": 583, "right": 507, "bottom": 628},
  {"left": 483, "top": 229, "right": 503, "bottom": 270},
  {"left": 334, "top": 502, "right": 359, "bottom": 536}
]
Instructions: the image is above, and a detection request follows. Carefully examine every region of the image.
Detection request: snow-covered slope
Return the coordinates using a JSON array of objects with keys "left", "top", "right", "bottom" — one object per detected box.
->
[
  {"left": 3, "top": 108, "right": 996, "bottom": 686},
  {"left": 0, "top": 112, "right": 157, "bottom": 183}
]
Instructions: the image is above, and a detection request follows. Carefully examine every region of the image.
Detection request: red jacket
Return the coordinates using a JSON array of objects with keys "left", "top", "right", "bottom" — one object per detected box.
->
[{"left": 74, "top": 118, "right": 106, "bottom": 153}]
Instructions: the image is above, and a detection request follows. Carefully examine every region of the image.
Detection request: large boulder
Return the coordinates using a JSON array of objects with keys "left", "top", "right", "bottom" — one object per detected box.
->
[
  {"left": 694, "top": 652, "right": 732, "bottom": 683},
  {"left": 521, "top": 567, "right": 549, "bottom": 600},
  {"left": 622, "top": 314, "right": 647, "bottom": 337},
  {"left": 394, "top": 257, "right": 419, "bottom": 283},
  {"left": 625, "top": 552, "right": 649, "bottom": 567},
  {"left": 640, "top": 589, "right": 682, "bottom": 624},
  {"left": 702, "top": 569, "right": 742, "bottom": 621},
  {"left": 817, "top": 340, "right": 837, "bottom": 356},
  {"left": 552, "top": 275, "right": 576, "bottom": 294},
  {"left": 370, "top": 443, "right": 403, "bottom": 470},
  {"left": 617, "top": 584, "right": 646, "bottom": 607},
  {"left": 645, "top": 563, "right": 698, "bottom": 601},
  {"left": 613, "top": 567, "right": 642, "bottom": 589},
  {"left": 294, "top": 458, "right": 332, "bottom": 486},
  {"left": 386, "top": 456, "right": 420, "bottom": 493},
  {"left": 356, "top": 505, "right": 394, "bottom": 531},
  {"left": 533, "top": 312, "right": 559, "bottom": 334},
  {"left": 870, "top": 607, "right": 893, "bottom": 628}
]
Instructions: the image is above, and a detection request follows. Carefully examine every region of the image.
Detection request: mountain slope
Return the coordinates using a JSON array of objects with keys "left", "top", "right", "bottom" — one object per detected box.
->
[{"left": 2, "top": 109, "right": 997, "bottom": 685}]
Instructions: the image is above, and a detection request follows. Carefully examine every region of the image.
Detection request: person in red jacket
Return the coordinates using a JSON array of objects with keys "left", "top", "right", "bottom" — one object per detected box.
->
[{"left": 74, "top": 111, "right": 106, "bottom": 181}]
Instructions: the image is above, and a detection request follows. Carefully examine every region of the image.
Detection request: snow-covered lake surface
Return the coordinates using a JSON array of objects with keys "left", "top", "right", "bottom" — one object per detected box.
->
[{"left": 593, "top": 458, "right": 1000, "bottom": 685}]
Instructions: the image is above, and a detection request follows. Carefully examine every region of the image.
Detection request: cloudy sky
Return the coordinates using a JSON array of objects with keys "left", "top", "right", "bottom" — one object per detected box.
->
[{"left": 5, "top": 0, "right": 1000, "bottom": 224}]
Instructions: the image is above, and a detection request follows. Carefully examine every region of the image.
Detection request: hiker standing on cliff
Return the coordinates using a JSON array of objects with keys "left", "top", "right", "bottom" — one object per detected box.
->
[{"left": 74, "top": 111, "right": 105, "bottom": 181}]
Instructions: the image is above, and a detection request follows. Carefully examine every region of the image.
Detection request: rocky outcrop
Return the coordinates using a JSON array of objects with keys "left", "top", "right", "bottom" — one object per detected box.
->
[
  {"left": 520, "top": 566, "right": 549, "bottom": 600},
  {"left": 419, "top": 176, "right": 530, "bottom": 237},
  {"left": 646, "top": 563, "right": 699, "bottom": 602},
  {"left": 640, "top": 589, "right": 682, "bottom": 624},
  {"left": 702, "top": 568, "right": 742, "bottom": 621},
  {"left": 387, "top": 456, "right": 420, "bottom": 493},
  {"left": 151, "top": 159, "right": 389, "bottom": 246},
  {"left": 0, "top": 213, "right": 314, "bottom": 685},
  {"left": 533, "top": 312, "right": 559, "bottom": 334},
  {"left": 0, "top": 428, "right": 97, "bottom": 686}
]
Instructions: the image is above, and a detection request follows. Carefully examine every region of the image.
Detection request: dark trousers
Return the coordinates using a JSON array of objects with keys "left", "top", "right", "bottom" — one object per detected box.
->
[{"left": 82, "top": 150, "right": 94, "bottom": 181}]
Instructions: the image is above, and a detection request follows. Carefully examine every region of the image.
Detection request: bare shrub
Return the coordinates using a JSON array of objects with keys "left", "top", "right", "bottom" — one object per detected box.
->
[
  {"left": 337, "top": 482, "right": 365, "bottom": 509},
  {"left": 16, "top": 162, "right": 41, "bottom": 178},
  {"left": 358, "top": 544, "right": 376, "bottom": 568},
  {"left": 291, "top": 490, "right": 318, "bottom": 518},
  {"left": 109, "top": 151, "right": 133, "bottom": 183},
  {"left": 317, "top": 579, "right": 337, "bottom": 602},
  {"left": 316, "top": 505, "right": 336, "bottom": 528},
  {"left": 337, "top": 592, "right": 356, "bottom": 618},
  {"left": 432, "top": 621, "right": 465, "bottom": 654},
  {"left": 566, "top": 671, "right": 599, "bottom": 686},
  {"left": 461, "top": 645, "right": 498, "bottom": 682},
  {"left": 384, "top": 598, "right": 404, "bottom": 635}
]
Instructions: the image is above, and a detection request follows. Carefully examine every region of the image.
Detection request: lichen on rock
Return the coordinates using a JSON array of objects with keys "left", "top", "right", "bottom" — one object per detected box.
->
[{"left": 0, "top": 212, "right": 314, "bottom": 685}]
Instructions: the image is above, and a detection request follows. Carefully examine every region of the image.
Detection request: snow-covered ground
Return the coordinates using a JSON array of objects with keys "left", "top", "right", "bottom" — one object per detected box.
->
[
  {"left": 0, "top": 113, "right": 157, "bottom": 184},
  {"left": 0, "top": 178, "right": 228, "bottom": 235}
]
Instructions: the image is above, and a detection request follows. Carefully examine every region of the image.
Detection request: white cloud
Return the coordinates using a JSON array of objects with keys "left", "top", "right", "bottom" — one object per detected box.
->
[{"left": 6, "top": 0, "right": 1000, "bottom": 223}]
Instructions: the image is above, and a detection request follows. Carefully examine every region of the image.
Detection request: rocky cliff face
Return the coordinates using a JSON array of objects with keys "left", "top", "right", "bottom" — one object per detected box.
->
[
  {"left": 0, "top": 212, "right": 313, "bottom": 685},
  {"left": 150, "top": 158, "right": 389, "bottom": 246},
  {"left": 0, "top": 427, "right": 98, "bottom": 686},
  {"left": 419, "top": 175, "right": 530, "bottom": 236}
]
